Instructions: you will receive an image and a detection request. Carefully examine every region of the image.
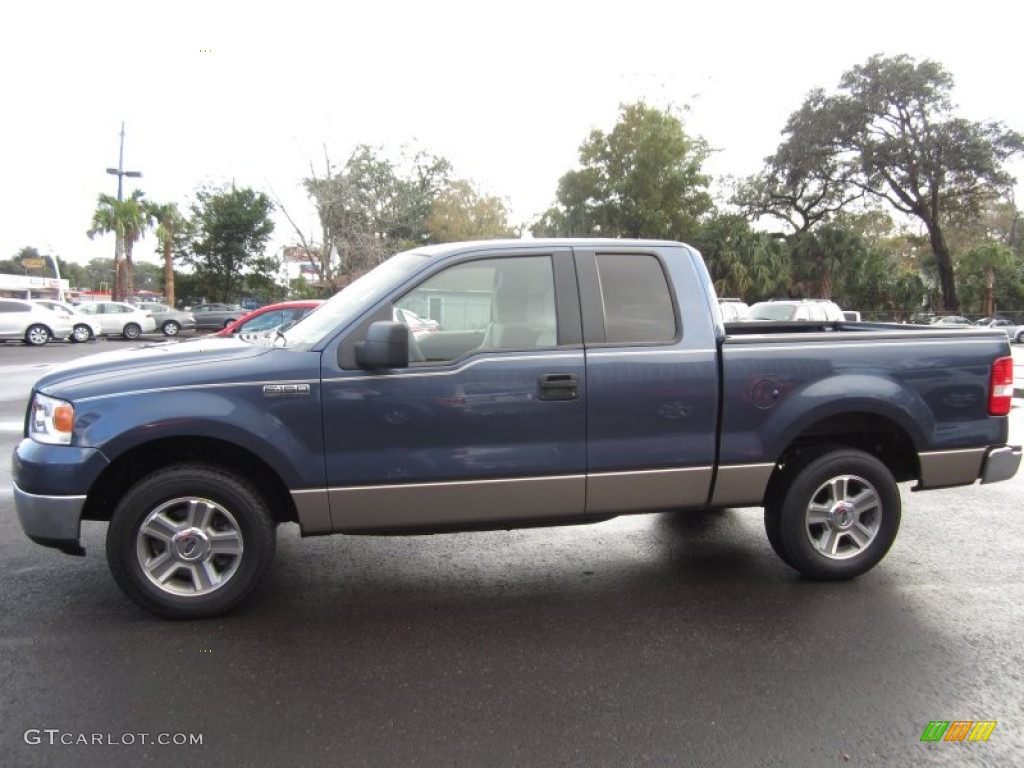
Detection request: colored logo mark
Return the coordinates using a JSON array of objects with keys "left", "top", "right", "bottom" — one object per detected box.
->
[{"left": 920, "top": 721, "right": 997, "bottom": 742}]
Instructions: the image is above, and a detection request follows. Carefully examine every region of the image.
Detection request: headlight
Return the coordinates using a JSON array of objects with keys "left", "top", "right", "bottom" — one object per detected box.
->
[{"left": 29, "top": 393, "right": 74, "bottom": 445}]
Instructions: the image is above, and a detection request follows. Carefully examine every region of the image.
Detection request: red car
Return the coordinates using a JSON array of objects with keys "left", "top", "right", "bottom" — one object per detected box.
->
[{"left": 216, "top": 300, "right": 323, "bottom": 337}]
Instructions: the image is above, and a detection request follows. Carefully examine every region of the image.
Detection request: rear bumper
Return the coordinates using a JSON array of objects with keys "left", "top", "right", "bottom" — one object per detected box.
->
[
  {"left": 981, "top": 444, "right": 1022, "bottom": 484},
  {"left": 13, "top": 483, "right": 87, "bottom": 555}
]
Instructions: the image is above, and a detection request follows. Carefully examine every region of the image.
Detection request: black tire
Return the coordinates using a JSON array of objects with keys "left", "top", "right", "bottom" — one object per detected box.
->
[
  {"left": 122, "top": 322, "right": 142, "bottom": 340},
  {"left": 223, "top": 319, "right": 234, "bottom": 329},
  {"left": 24, "top": 324, "right": 50, "bottom": 346},
  {"left": 71, "top": 324, "right": 92, "bottom": 343},
  {"left": 162, "top": 320, "right": 180, "bottom": 336},
  {"left": 106, "top": 465, "right": 275, "bottom": 619},
  {"left": 766, "top": 448, "right": 900, "bottom": 580}
]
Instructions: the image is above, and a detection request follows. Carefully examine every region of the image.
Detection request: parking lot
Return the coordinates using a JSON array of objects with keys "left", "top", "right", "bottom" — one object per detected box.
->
[{"left": 1, "top": 340, "right": 1022, "bottom": 766}]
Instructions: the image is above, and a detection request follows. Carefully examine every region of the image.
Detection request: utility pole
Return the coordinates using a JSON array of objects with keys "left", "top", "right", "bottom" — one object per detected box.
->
[{"left": 104, "top": 122, "right": 142, "bottom": 300}]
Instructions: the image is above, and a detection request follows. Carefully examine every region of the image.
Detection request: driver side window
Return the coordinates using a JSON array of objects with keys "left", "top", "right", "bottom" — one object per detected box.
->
[{"left": 394, "top": 255, "right": 557, "bottom": 364}]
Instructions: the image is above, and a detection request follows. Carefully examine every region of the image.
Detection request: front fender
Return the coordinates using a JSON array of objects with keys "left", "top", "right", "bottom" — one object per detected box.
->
[{"left": 74, "top": 386, "right": 325, "bottom": 489}]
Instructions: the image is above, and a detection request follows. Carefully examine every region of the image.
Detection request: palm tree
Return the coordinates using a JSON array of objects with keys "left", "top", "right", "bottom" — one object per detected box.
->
[
  {"left": 149, "top": 201, "right": 184, "bottom": 306},
  {"left": 87, "top": 190, "right": 150, "bottom": 301}
]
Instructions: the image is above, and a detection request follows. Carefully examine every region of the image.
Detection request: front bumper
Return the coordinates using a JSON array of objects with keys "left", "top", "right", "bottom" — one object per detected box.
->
[
  {"left": 981, "top": 444, "right": 1022, "bottom": 484},
  {"left": 13, "top": 483, "right": 87, "bottom": 555}
]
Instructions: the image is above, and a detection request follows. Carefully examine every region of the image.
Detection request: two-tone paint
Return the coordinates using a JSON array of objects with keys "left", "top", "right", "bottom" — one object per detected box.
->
[{"left": 12, "top": 238, "right": 1020, "bottom": 555}]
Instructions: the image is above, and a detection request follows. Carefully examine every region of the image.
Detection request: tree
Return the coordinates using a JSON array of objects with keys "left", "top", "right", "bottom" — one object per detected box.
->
[
  {"left": 535, "top": 102, "right": 713, "bottom": 241},
  {"left": 777, "top": 54, "right": 1023, "bottom": 311},
  {"left": 426, "top": 179, "right": 516, "bottom": 242},
  {"left": 298, "top": 145, "right": 454, "bottom": 289},
  {"left": 959, "top": 242, "right": 1016, "bottom": 316},
  {"left": 87, "top": 190, "right": 150, "bottom": 301},
  {"left": 181, "top": 185, "right": 276, "bottom": 302},
  {"left": 149, "top": 201, "right": 185, "bottom": 306},
  {"left": 691, "top": 214, "right": 788, "bottom": 300}
]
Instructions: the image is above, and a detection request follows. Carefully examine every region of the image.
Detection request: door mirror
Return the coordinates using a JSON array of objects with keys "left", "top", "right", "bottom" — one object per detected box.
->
[{"left": 355, "top": 321, "right": 409, "bottom": 369}]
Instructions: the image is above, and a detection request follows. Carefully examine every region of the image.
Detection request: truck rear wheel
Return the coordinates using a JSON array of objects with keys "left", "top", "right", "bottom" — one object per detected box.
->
[
  {"left": 764, "top": 448, "right": 900, "bottom": 580},
  {"left": 106, "top": 465, "right": 275, "bottom": 619}
]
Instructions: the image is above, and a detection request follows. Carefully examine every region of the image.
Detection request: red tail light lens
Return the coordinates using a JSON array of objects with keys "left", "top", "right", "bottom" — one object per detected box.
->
[{"left": 989, "top": 356, "right": 1013, "bottom": 416}]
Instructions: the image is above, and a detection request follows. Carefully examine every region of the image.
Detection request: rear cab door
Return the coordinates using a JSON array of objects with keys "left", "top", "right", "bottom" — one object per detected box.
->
[{"left": 573, "top": 244, "right": 720, "bottom": 514}]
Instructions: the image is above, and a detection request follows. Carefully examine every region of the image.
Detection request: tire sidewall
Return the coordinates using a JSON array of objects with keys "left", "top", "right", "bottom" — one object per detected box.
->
[
  {"left": 123, "top": 323, "right": 141, "bottom": 339},
  {"left": 107, "top": 467, "right": 274, "bottom": 619},
  {"left": 778, "top": 450, "right": 901, "bottom": 580}
]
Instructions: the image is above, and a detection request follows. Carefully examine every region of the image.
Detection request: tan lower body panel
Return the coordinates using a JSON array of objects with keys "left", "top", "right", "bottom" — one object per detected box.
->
[
  {"left": 709, "top": 463, "right": 776, "bottom": 508},
  {"left": 327, "top": 475, "right": 586, "bottom": 531},
  {"left": 917, "top": 448, "right": 985, "bottom": 489},
  {"left": 585, "top": 467, "right": 713, "bottom": 514}
]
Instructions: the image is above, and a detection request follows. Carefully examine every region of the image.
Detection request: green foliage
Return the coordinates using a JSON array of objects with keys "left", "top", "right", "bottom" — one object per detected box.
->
[
  {"left": 87, "top": 190, "right": 151, "bottom": 301},
  {"left": 427, "top": 180, "right": 516, "bottom": 242},
  {"left": 535, "top": 102, "right": 713, "bottom": 241},
  {"left": 303, "top": 145, "right": 453, "bottom": 286},
  {"left": 775, "top": 54, "right": 1024, "bottom": 311},
  {"left": 181, "top": 185, "right": 276, "bottom": 303},
  {"left": 691, "top": 215, "right": 787, "bottom": 300}
]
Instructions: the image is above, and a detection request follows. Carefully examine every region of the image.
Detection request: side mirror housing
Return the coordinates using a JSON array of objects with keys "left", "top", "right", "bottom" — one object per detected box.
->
[{"left": 355, "top": 321, "right": 410, "bottom": 369}]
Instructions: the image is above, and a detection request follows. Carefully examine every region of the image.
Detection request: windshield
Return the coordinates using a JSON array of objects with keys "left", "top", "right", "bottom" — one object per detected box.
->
[{"left": 282, "top": 250, "right": 432, "bottom": 348}]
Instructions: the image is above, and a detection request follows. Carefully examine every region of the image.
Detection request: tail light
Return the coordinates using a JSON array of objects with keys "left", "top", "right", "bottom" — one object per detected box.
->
[{"left": 989, "top": 356, "right": 1013, "bottom": 416}]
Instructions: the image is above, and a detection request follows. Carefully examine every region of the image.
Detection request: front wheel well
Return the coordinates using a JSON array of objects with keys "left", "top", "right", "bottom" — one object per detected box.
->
[{"left": 81, "top": 437, "right": 298, "bottom": 525}]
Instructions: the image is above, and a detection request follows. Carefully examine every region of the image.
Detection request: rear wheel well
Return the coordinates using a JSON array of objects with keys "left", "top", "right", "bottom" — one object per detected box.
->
[
  {"left": 82, "top": 437, "right": 298, "bottom": 525},
  {"left": 765, "top": 412, "right": 918, "bottom": 504}
]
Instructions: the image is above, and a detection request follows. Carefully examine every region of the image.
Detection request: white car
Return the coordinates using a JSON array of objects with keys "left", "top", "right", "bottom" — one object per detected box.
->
[
  {"left": 33, "top": 300, "right": 103, "bottom": 343},
  {"left": 0, "top": 298, "right": 73, "bottom": 345},
  {"left": 75, "top": 301, "right": 157, "bottom": 339}
]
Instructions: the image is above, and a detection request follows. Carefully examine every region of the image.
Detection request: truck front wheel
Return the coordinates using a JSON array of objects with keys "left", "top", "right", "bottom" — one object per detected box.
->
[
  {"left": 106, "top": 465, "right": 275, "bottom": 619},
  {"left": 764, "top": 449, "right": 900, "bottom": 580}
]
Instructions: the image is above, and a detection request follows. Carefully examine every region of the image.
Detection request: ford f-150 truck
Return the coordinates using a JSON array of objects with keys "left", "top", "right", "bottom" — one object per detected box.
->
[{"left": 12, "top": 239, "right": 1021, "bottom": 618}]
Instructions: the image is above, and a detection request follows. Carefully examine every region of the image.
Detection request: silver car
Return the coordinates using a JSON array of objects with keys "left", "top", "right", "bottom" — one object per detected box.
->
[
  {"left": 33, "top": 300, "right": 103, "bottom": 343},
  {"left": 75, "top": 301, "right": 157, "bottom": 339},
  {"left": 0, "top": 298, "right": 73, "bottom": 345},
  {"left": 138, "top": 302, "right": 196, "bottom": 336}
]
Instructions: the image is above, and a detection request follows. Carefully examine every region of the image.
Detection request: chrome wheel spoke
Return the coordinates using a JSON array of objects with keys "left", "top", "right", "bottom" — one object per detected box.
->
[
  {"left": 141, "top": 513, "right": 180, "bottom": 544},
  {"left": 818, "top": 528, "right": 841, "bottom": 556},
  {"left": 208, "top": 530, "right": 242, "bottom": 556},
  {"left": 807, "top": 502, "right": 831, "bottom": 526},
  {"left": 189, "top": 563, "right": 217, "bottom": 592},
  {"left": 147, "top": 553, "right": 181, "bottom": 584},
  {"left": 186, "top": 499, "right": 216, "bottom": 531},
  {"left": 849, "top": 488, "right": 880, "bottom": 515}
]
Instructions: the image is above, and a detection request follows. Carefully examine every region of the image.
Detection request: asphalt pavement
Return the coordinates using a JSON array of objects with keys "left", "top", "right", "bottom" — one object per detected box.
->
[{"left": 0, "top": 338, "right": 1022, "bottom": 767}]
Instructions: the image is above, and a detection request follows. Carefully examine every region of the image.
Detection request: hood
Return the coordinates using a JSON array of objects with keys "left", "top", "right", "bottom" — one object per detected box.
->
[{"left": 33, "top": 337, "right": 286, "bottom": 401}]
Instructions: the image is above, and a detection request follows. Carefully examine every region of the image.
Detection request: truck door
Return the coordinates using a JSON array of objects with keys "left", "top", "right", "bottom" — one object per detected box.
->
[
  {"left": 320, "top": 247, "right": 587, "bottom": 531},
  {"left": 573, "top": 247, "right": 720, "bottom": 514}
]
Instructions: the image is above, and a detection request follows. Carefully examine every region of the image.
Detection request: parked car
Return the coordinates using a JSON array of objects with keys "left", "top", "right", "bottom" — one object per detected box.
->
[
  {"left": 216, "top": 300, "right": 323, "bottom": 337},
  {"left": 137, "top": 302, "right": 196, "bottom": 336},
  {"left": 975, "top": 316, "right": 1024, "bottom": 342},
  {"left": 189, "top": 303, "right": 246, "bottom": 330},
  {"left": 0, "top": 298, "right": 72, "bottom": 345},
  {"left": 75, "top": 301, "right": 157, "bottom": 339},
  {"left": 744, "top": 299, "right": 844, "bottom": 322},
  {"left": 394, "top": 307, "right": 440, "bottom": 338},
  {"left": 32, "top": 300, "right": 102, "bottom": 343},
  {"left": 718, "top": 298, "right": 750, "bottom": 322},
  {"left": 930, "top": 315, "right": 974, "bottom": 327}
]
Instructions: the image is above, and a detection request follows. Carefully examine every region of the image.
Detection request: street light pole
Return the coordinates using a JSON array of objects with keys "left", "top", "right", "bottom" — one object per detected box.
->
[
  {"left": 105, "top": 121, "right": 142, "bottom": 301},
  {"left": 106, "top": 121, "right": 142, "bottom": 202}
]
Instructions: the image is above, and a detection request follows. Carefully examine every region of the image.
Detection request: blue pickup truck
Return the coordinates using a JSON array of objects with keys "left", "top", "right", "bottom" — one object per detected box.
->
[{"left": 12, "top": 239, "right": 1021, "bottom": 618}]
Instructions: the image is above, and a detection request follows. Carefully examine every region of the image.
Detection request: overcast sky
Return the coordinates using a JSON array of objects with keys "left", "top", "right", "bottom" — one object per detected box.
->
[{"left": 2, "top": 0, "right": 1022, "bottom": 268}]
